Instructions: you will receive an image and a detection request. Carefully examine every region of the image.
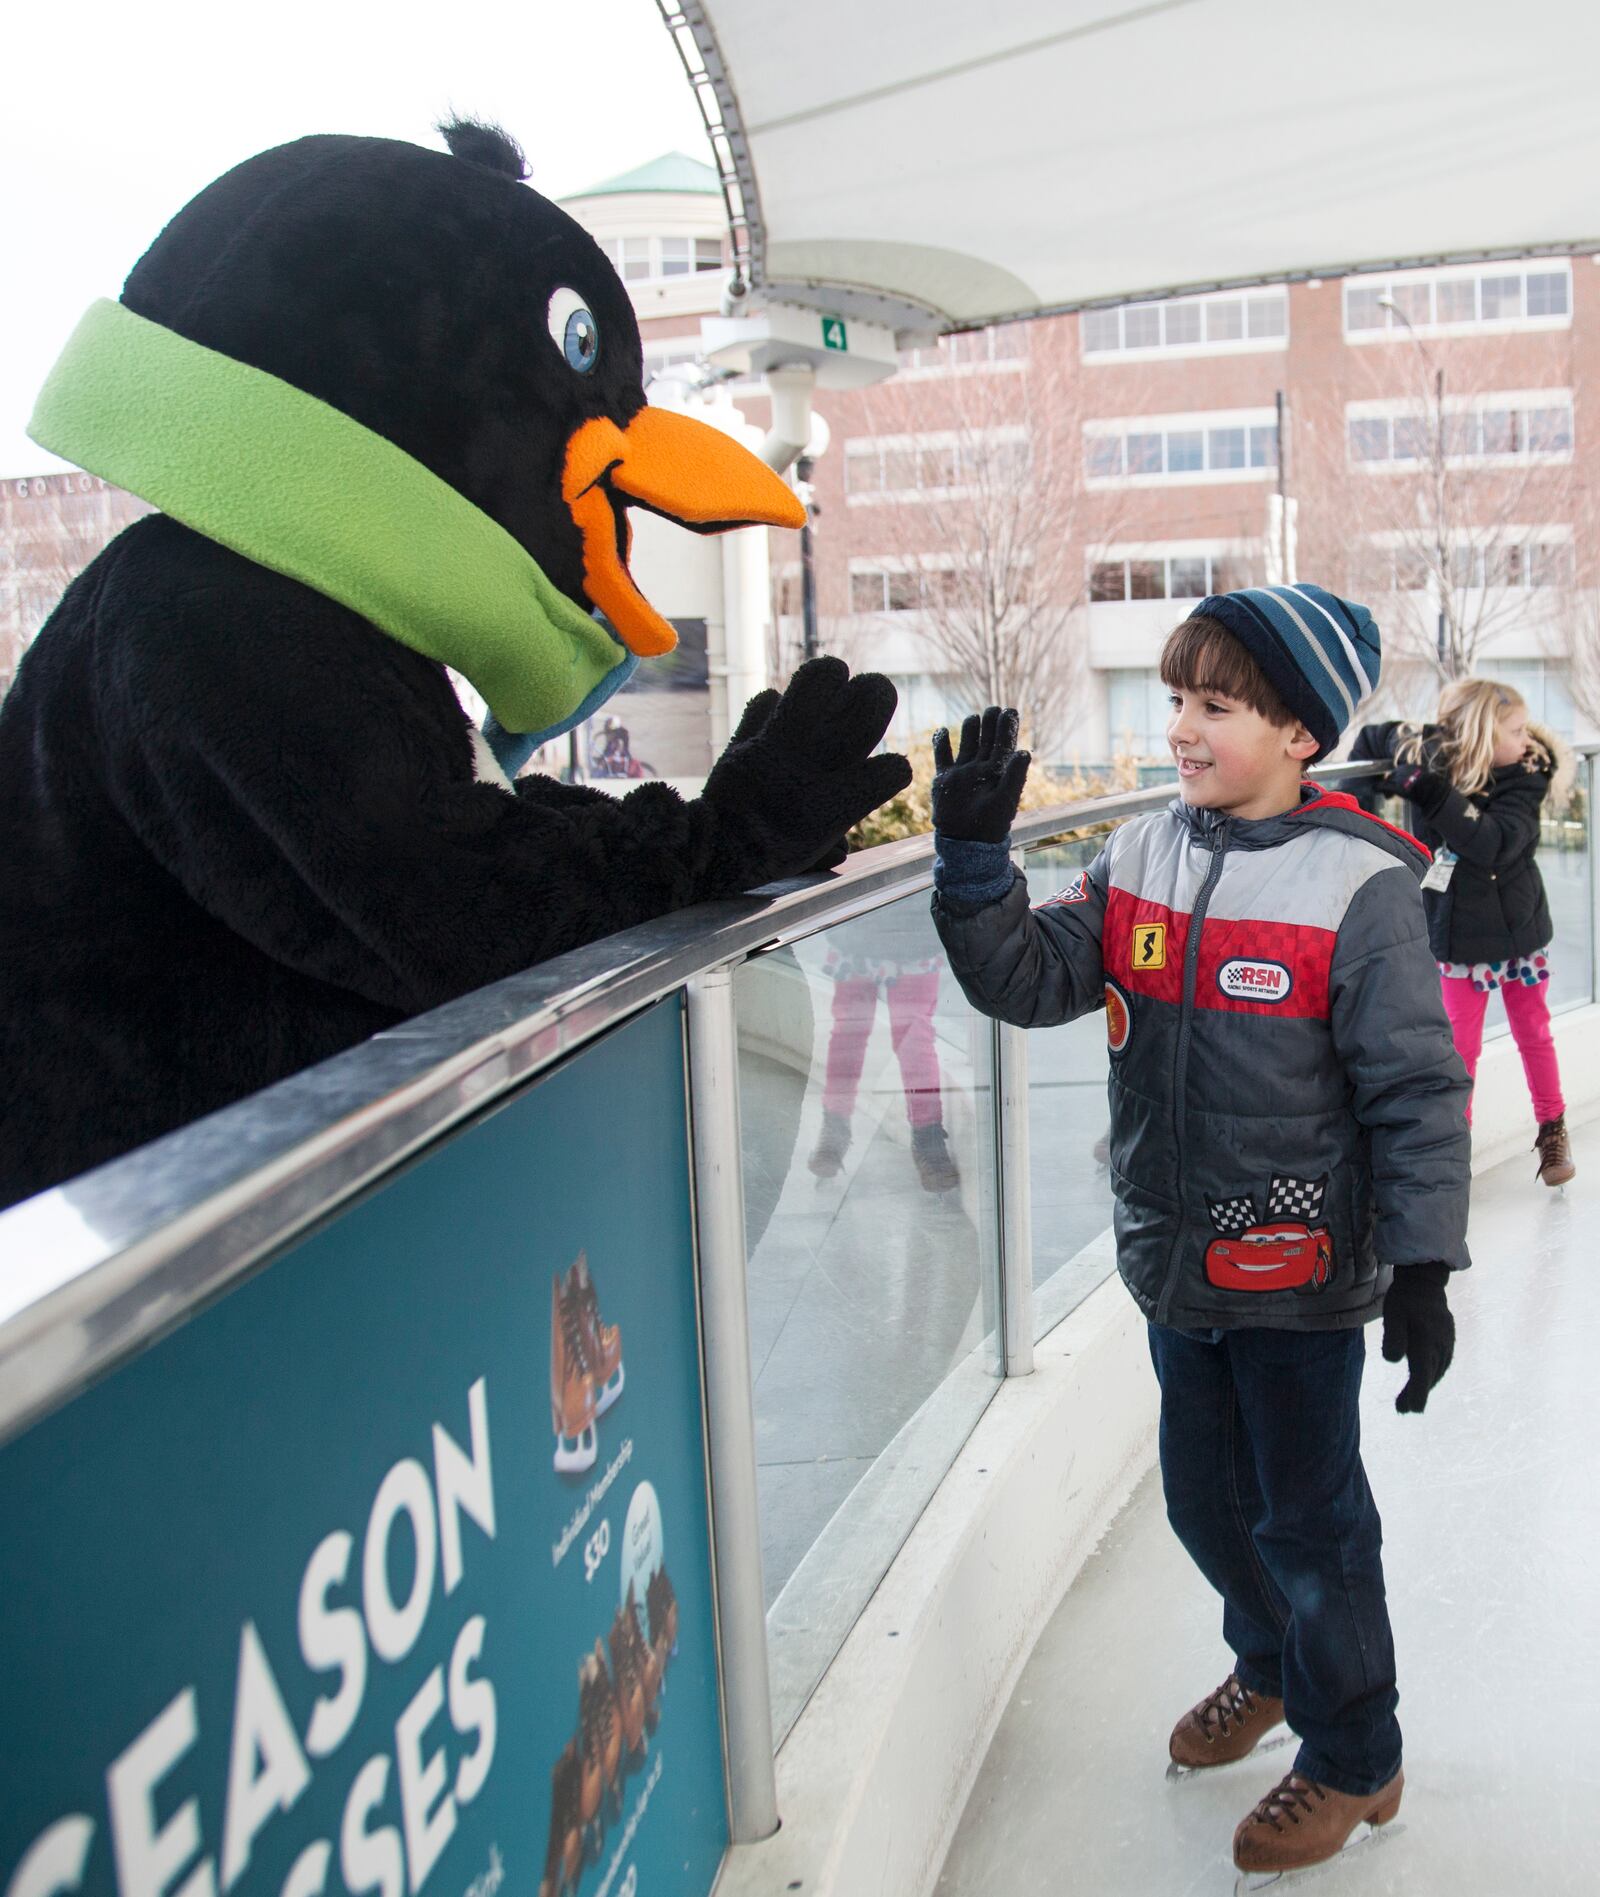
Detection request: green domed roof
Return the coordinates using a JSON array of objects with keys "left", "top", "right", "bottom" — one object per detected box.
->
[{"left": 565, "top": 152, "right": 720, "bottom": 200}]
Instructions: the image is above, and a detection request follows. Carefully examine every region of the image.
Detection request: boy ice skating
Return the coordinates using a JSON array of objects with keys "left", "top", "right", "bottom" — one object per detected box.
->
[{"left": 929, "top": 586, "right": 1472, "bottom": 1879}]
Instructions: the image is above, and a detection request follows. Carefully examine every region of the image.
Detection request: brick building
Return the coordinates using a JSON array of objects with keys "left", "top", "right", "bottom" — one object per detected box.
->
[
  {"left": 799, "top": 256, "right": 1600, "bottom": 764},
  {"left": 11, "top": 155, "right": 1591, "bottom": 785},
  {"left": 0, "top": 473, "right": 151, "bottom": 695}
]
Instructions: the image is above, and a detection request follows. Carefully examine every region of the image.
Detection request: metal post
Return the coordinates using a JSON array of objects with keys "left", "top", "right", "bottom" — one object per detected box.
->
[
  {"left": 1275, "top": 389, "right": 1290, "bottom": 584},
  {"left": 798, "top": 454, "right": 819, "bottom": 662},
  {"left": 1586, "top": 755, "right": 1600, "bottom": 1006},
  {"left": 994, "top": 848, "right": 1035, "bottom": 1375},
  {"left": 995, "top": 1016, "right": 1035, "bottom": 1375},
  {"left": 684, "top": 969, "right": 780, "bottom": 1842},
  {"left": 1435, "top": 366, "right": 1448, "bottom": 670}
]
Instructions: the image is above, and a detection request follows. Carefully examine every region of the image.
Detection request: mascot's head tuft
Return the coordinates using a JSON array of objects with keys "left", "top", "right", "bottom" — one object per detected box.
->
[{"left": 437, "top": 117, "right": 529, "bottom": 181}]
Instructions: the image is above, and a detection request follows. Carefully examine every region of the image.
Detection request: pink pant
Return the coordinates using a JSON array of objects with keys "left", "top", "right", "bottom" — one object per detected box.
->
[
  {"left": 1439, "top": 973, "right": 1566, "bottom": 1125},
  {"left": 822, "top": 970, "right": 944, "bottom": 1127}
]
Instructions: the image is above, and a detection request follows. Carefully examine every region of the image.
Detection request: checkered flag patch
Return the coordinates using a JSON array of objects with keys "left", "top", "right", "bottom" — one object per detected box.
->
[
  {"left": 1207, "top": 1194, "right": 1259, "bottom": 1237},
  {"left": 1267, "top": 1175, "right": 1327, "bottom": 1224}
]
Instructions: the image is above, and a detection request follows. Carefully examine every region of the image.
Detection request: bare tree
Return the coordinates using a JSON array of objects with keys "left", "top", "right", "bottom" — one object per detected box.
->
[
  {"left": 1295, "top": 330, "right": 1575, "bottom": 698},
  {"left": 840, "top": 329, "right": 1111, "bottom": 753},
  {"left": 1544, "top": 472, "right": 1600, "bottom": 732}
]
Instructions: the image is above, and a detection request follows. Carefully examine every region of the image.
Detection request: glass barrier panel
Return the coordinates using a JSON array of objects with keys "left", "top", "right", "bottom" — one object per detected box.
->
[
  {"left": 1020, "top": 836, "right": 1119, "bottom": 1337},
  {"left": 734, "top": 890, "right": 1002, "bottom": 1745},
  {"left": 1466, "top": 756, "right": 1591, "bottom": 1037}
]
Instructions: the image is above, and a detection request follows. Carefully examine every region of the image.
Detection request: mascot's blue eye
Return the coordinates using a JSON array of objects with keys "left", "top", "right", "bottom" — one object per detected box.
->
[
  {"left": 565, "top": 309, "right": 599, "bottom": 372},
  {"left": 547, "top": 286, "right": 600, "bottom": 375}
]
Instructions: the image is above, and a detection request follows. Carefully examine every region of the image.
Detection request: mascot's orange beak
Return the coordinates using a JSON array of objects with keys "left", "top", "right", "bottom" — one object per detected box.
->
[{"left": 562, "top": 408, "right": 807, "bottom": 658}]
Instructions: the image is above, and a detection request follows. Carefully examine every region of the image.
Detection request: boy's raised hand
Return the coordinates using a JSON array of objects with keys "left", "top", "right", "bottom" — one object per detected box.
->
[
  {"left": 932, "top": 706, "right": 1032, "bottom": 844},
  {"left": 1381, "top": 1263, "right": 1455, "bottom": 1413}
]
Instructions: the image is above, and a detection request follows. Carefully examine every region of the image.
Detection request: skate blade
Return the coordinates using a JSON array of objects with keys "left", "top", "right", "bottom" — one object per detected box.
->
[
  {"left": 1166, "top": 1730, "right": 1294, "bottom": 1783},
  {"left": 594, "top": 1364, "right": 625, "bottom": 1417},
  {"left": 1233, "top": 1818, "right": 1405, "bottom": 1892},
  {"left": 553, "top": 1423, "right": 598, "bottom": 1475}
]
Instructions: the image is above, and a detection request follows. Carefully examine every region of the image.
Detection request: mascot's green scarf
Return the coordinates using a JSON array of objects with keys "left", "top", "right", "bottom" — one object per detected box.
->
[{"left": 29, "top": 299, "right": 633, "bottom": 743}]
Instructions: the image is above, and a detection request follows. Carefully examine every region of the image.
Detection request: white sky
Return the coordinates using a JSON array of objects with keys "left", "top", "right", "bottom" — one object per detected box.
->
[{"left": 1, "top": 0, "right": 710, "bottom": 474}]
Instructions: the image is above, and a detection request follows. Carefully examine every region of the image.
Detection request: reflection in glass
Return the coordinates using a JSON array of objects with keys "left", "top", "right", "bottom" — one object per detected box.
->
[
  {"left": 1022, "top": 839, "right": 1120, "bottom": 1331},
  {"left": 735, "top": 894, "right": 1001, "bottom": 1742}
]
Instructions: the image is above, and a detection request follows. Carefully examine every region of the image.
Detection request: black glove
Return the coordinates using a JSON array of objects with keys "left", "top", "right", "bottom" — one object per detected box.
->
[
  {"left": 931, "top": 707, "right": 1032, "bottom": 844},
  {"left": 700, "top": 658, "right": 912, "bottom": 882},
  {"left": 1378, "top": 760, "right": 1449, "bottom": 812},
  {"left": 1381, "top": 1263, "right": 1455, "bottom": 1414}
]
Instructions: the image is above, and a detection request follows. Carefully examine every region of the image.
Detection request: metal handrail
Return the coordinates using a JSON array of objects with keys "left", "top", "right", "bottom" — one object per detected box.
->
[{"left": 0, "top": 759, "right": 1385, "bottom": 1442}]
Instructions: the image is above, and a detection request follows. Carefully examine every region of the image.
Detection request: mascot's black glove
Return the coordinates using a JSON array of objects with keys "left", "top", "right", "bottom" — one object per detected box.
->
[
  {"left": 701, "top": 658, "right": 912, "bottom": 881},
  {"left": 931, "top": 707, "right": 1032, "bottom": 844},
  {"left": 1381, "top": 1262, "right": 1455, "bottom": 1414}
]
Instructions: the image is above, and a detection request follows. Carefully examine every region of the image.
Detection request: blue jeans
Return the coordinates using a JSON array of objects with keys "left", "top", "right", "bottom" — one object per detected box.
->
[{"left": 1147, "top": 1321, "right": 1401, "bottom": 1796}]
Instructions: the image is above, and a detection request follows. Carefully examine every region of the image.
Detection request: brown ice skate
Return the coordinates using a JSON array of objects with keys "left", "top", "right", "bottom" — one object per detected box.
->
[
  {"left": 568, "top": 1252, "right": 625, "bottom": 1413},
  {"left": 550, "top": 1273, "right": 596, "bottom": 1475},
  {"left": 1168, "top": 1673, "right": 1286, "bottom": 1774},
  {"left": 1233, "top": 1767, "right": 1403, "bottom": 1877},
  {"left": 1535, "top": 1114, "right": 1576, "bottom": 1187}
]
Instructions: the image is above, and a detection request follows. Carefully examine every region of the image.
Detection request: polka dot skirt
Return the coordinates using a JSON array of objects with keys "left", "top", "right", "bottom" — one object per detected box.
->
[{"left": 1438, "top": 948, "right": 1551, "bottom": 994}]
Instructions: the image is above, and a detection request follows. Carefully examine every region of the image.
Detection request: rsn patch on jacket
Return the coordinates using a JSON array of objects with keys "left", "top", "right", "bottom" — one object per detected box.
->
[
  {"left": 1102, "top": 860, "right": 1340, "bottom": 1023},
  {"left": 1216, "top": 956, "right": 1292, "bottom": 1003}
]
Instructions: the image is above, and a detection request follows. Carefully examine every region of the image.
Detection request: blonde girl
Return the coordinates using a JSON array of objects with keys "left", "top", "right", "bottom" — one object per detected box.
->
[{"left": 1353, "top": 678, "right": 1575, "bottom": 1184}]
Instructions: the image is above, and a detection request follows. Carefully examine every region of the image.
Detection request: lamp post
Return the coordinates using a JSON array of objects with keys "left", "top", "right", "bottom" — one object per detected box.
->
[{"left": 1377, "top": 294, "right": 1449, "bottom": 673}]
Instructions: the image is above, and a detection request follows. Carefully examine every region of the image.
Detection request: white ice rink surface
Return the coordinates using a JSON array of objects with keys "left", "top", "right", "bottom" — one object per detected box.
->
[{"left": 937, "top": 1132, "right": 1598, "bottom": 1896}]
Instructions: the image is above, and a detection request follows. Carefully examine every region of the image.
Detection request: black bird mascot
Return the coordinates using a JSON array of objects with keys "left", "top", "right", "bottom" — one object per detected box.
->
[{"left": 0, "top": 121, "right": 911, "bottom": 1211}]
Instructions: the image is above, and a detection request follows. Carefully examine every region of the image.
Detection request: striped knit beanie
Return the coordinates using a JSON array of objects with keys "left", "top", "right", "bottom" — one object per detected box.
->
[{"left": 1189, "top": 583, "right": 1380, "bottom": 761}]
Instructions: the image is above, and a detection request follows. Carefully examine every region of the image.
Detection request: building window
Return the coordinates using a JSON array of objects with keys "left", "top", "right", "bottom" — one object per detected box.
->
[
  {"left": 1346, "top": 395, "right": 1574, "bottom": 469},
  {"left": 1365, "top": 533, "right": 1573, "bottom": 592},
  {"left": 896, "top": 323, "right": 1031, "bottom": 374},
  {"left": 1080, "top": 288, "right": 1289, "bottom": 358},
  {"left": 1531, "top": 542, "right": 1575, "bottom": 588},
  {"left": 1106, "top": 669, "right": 1173, "bottom": 755},
  {"left": 850, "top": 570, "right": 888, "bottom": 613},
  {"left": 594, "top": 234, "right": 726, "bottom": 283},
  {"left": 1085, "top": 412, "right": 1279, "bottom": 484},
  {"left": 849, "top": 560, "right": 973, "bottom": 613},
  {"left": 844, "top": 429, "right": 1030, "bottom": 500},
  {"left": 643, "top": 340, "right": 702, "bottom": 381},
  {"left": 1088, "top": 550, "right": 1254, "bottom": 602},
  {"left": 1343, "top": 262, "right": 1571, "bottom": 338},
  {"left": 1495, "top": 660, "right": 1575, "bottom": 735}
]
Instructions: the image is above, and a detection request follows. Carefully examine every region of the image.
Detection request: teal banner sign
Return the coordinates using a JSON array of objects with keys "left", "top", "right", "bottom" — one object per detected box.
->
[{"left": 1, "top": 1000, "right": 727, "bottom": 1897}]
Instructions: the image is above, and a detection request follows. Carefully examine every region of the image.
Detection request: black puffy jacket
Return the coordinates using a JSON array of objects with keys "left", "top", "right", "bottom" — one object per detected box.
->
[
  {"left": 933, "top": 787, "right": 1471, "bottom": 1332},
  {"left": 1349, "top": 721, "right": 1557, "bottom": 964}
]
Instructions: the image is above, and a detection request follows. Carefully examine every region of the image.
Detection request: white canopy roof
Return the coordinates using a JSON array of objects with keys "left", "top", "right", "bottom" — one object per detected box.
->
[{"left": 671, "top": 0, "right": 1600, "bottom": 334}]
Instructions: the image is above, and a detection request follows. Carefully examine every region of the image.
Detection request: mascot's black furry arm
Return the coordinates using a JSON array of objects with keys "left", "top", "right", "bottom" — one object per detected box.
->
[{"left": 0, "top": 122, "right": 912, "bottom": 1210}]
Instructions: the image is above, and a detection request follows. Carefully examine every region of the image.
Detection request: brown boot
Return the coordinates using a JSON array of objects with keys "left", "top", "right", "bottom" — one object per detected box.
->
[
  {"left": 1168, "top": 1673, "right": 1285, "bottom": 1771},
  {"left": 1535, "top": 1115, "right": 1575, "bottom": 1187},
  {"left": 1233, "top": 1767, "right": 1403, "bottom": 1877}
]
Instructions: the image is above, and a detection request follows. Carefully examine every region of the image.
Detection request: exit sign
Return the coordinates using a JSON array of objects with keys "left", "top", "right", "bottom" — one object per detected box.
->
[{"left": 821, "top": 316, "right": 848, "bottom": 351}]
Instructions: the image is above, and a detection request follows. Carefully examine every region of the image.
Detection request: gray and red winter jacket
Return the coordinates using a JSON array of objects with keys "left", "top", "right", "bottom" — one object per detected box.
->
[{"left": 932, "top": 785, "right": 1472, "bottom": 1331}]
